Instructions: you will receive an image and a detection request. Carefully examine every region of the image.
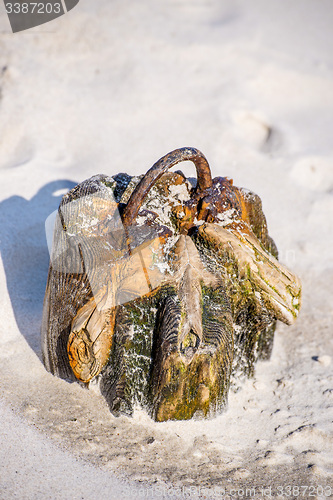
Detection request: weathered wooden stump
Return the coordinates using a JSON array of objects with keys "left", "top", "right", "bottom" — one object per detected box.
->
[{"left": 41, "top": 147, "right": 301, "bottom": 421}]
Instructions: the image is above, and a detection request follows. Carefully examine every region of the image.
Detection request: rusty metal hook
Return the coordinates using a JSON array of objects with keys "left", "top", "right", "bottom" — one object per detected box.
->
[{"left": 122, "top": 147, "right": 212, "bottom": 226}]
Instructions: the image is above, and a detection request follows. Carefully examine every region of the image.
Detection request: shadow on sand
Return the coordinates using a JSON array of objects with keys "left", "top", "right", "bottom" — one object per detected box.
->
[{"left": 0, "top": 180, "right": 76, "bottom": 356}]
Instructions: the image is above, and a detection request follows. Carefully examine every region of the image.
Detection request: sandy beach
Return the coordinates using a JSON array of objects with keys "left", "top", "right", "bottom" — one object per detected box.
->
[{"left": 0, "top": 1, "right": 332, "bottom": 498}]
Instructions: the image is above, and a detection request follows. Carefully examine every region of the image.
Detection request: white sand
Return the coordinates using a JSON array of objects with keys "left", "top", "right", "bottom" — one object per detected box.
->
[{"left": 0, "top": 1, "right": 332, "bottom": 498}]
